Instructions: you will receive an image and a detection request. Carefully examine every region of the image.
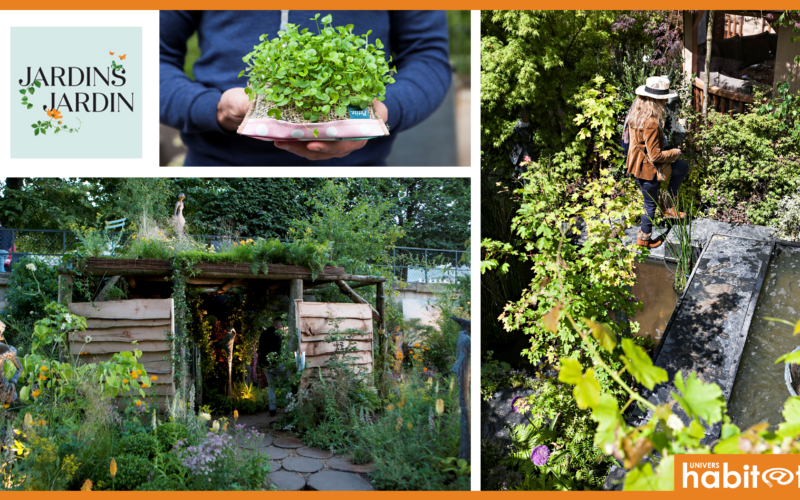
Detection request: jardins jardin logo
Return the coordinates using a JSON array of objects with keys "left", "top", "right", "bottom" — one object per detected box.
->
[
  {"left": 10, "top": 27, "right": 142, "bottom": 159},
  {"left": 17, "top": 51, "right": 134, "bottom": 137}
]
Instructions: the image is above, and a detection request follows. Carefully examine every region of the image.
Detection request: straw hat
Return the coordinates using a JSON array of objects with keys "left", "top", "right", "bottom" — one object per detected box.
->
[{"left": 635, "top": 76, "right": 678, "bottom": 100}]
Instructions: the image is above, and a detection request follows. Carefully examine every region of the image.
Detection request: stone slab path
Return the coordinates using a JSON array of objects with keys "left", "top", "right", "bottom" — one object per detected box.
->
[
  {"left": 629, "top": 234, "right": 772, "bottom": 441},
  {"left": 239, "top": 410, "right": 375, "bottom": 491}
]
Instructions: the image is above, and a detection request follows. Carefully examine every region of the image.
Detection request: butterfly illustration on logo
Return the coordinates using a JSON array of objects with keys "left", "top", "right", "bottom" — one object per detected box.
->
[
  {"left": 110, "top": 51, "right": 125, "bottom": 71},
  {"left": 109, "top": 51, "right": 114, "bottom": 55}
]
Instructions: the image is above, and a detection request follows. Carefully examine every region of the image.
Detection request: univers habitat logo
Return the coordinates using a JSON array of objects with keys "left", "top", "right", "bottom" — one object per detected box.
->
[
  {"left": 675, "top": 455, "right": 800, "bottom": 490},
  {"left": 10, "top": 27, "right": 142, "bottom": 158}
]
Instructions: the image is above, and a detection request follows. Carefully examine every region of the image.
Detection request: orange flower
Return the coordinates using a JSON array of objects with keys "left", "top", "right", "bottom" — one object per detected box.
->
[
  {"left": 150, "top": 375, "right": 158, "bottom": 382},
  {"left": 234, "top": 410, "right": 239, "bottom": 420},
  {"left": 38, "top": 419, "right": 46, "bottom": 426},
  {"left": 142, "top": 383, "right": 150, "bottom": 388},
  {"left": 32, "top": 390, "right": 41, "bottom": 398},
  {"left": 110, "top": 458, "right": 117, "bottom": 478},
  {"left": 46, "top": 108, "right": 63, "bottom": 120},
  {"left": 131, "top": 372, "right": 138, "bottom": 379},
  {"left": 58, "top": 121, "right": 62, "bottom": 124},
  {"left": 122, "top": 379, "right": 128, "bottom": 384},
  {"left": 423, "top": 367, "right": 428, "bottom": 372},
  {"left": 40, "top": 366, "right": 48, "bottom": 372},
  {"left": 81, "top": 479, "right": 93, "bottom": 491},
  {"left": 134, "top": 400, "right": 142, "bottom": 406}
]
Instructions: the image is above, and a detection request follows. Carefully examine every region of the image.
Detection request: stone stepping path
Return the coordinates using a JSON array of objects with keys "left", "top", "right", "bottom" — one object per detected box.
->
[
  {"left": 307, "top": 470, "right": 374, "bottom": 491},
  {"left": 239, "top": 410, "right": 375, "bottom": 491},
  {"left": 282, "top": 457, "right": 324, "bottom": 473},
  {"left": 235, "top": 433, "right": 273, "bottom": 449}
]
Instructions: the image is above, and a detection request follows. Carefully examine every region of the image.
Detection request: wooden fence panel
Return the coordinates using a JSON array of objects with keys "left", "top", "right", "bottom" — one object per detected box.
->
[
  {"left": 296, "top": 301, "right": 374, "bottom": 377},
  {"left": 68, "top": 299, "right": 175, "bottom": 406}
]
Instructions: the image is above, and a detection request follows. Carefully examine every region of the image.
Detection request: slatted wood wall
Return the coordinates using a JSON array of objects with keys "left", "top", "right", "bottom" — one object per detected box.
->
[
  {"left": 296, "top": 301, "right": 374, "bottom": 378},
  {"left": 68, "top": 298, "right": 175, "bottom": 407}
]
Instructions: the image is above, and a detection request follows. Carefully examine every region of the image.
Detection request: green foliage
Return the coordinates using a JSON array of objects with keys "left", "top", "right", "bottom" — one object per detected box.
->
[
  {"left": 688, "top": 107, "right": 800, "bottom": 226},
  {"left": 155, "top": 422, "right": 189, "bottom": 452},
  {"left": 241, "top": 13, "right": 395, "bottom": 120},
  {"left": 96, "top": 453, "right": 151, "bottom": 491},
  {"left": 353, "top": 369, "right": 467, "bottom": 491},
  {"left": 1, "top": 257, "right": 58, "bottom": 350},
  {"left": 502, "top": 379, "right": 614, "bottom": 490},
  {"left": 481, "top": 10, "right": 618, "bottom": 170},
  {"left": 118, "top": 433, "right": 160, "bottom": 460}
]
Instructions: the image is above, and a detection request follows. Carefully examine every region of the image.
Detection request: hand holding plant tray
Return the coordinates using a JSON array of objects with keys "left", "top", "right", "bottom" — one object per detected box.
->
[{"left": 237, "top": 14, "right": 394, "bottom": 142}]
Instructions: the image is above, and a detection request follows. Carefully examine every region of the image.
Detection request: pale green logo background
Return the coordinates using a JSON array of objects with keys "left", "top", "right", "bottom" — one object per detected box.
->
[{"left": 10, "top": 27, "right": 142, "bottom": 158}]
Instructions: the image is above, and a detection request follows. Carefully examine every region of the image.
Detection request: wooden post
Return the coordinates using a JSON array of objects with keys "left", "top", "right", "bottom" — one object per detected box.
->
[
  {"left": 376, "top": 281, "right": 386, "bottom": 333},
  {"left": 452, "top": 329, "right": 471, "bottom": 462},
  {"left": 288, "top": 279, "right": 303, "bottom": 351},
  {"left": 703, "top": 11, "right": 714, "bottom": 121},
  {"left": 58, "top": 274, "right": 73, "bottom": 305}
]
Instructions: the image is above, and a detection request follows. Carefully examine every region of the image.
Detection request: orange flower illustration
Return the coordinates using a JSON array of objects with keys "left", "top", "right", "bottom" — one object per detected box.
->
[
  {"left": 109, "top": 51, "right": 115, "bottom": 55},
  {"left": 46, "top": 108, "right": 63, "bottom": 120},
  {"left": 119, "top": 54, "right": 126, "bottom": 60}
]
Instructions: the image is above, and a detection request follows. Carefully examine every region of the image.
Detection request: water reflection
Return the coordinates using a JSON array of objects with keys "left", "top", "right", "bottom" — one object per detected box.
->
[
  {"left": 631, "top": 260, "right": 679, "bottom": 343},
  {"left": 728, "top": 246, "right": 800, "bottom": 430}
]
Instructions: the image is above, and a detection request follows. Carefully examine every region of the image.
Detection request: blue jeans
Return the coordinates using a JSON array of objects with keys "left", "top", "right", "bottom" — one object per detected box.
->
[{"left": 636, "top": 159, "right": 689, "bottom": 233}]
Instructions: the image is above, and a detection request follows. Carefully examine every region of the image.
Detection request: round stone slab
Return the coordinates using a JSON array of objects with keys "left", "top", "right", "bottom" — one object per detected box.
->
[
  {"left": 268, "top": 460, "right": 282, "bottom": 472},
  {"left": 307, "top": 471, "right": 374, "bottom": 491},
  {"left": 326, "top": 457, "right": 375, "bottom": 473},
  {"left": 263, "top": 446, "right": 290, "bottom": 460},
  {"left": 273, "top": 435, "right": 304, "bottom": 449},
  {"left": 268, "top": 471, "right": 306, "bottom": 491},
  {"left": 235, "top": 434, "right": 273, "bottom": 449},
  {"left": 297, "top": 446, "right": 334, "bottom": 459},
  {"left": 282, "top": 457, "right": 324, "bottom": 473}
]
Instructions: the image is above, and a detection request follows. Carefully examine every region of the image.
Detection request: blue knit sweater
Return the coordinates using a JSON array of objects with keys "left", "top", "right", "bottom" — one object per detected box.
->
[{"left": 160, "top": 10, "right": 451, "bottom": 166}]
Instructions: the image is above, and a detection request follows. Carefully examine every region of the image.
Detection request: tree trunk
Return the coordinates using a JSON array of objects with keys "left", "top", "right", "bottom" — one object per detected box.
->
[{"left": 702, "top": 11, "right": 714, "bottom": 121}]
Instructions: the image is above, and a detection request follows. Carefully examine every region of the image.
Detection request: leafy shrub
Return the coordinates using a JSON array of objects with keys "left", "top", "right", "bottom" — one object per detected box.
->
[
  {"left": 135, "top": 476, "right": 185, "bottom": 491},
  {"left": 118, "top": 432, "right": 160, "bottom": 460},
  {"left": 688, "top": 109, "right": 800, "bottom": 226},
  {"left": 241, "top": 13, "right": 395, "bottom": 121},
  {"left": 354, "top": 369, "right": 466, "bottom": 491},
  {"left": 502, "top": 379, "right": 612, "bottom": 490},
  {"left": 777, "top": 185, "right": 800, "bottom": 241},
  {"left": 1, "top": 256, "right": 59, "bottom": 349},
  {"left": 96, "top": 453, "right": 152, "bottom": 491},
  {"left": 155, "top": 422, "right": 189, "bottom": 452}
]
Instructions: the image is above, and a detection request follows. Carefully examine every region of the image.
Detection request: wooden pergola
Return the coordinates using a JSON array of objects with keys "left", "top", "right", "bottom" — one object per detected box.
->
[
  {"left": 57, "top": 257, "right": 387, "bottom": 405},
  {"left": 57, "top": 258, "right": 387, "bottom": 332}
]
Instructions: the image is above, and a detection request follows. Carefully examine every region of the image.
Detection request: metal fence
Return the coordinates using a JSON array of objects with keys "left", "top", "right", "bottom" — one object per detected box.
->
[{"left": 1, "top": 229, "right": 470, "bottom": 283}]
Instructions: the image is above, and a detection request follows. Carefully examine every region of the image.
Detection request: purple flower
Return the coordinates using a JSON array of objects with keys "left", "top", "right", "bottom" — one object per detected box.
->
[
  {"left": 531, "top": 445, "right": 550, "bottom": 466},
  {"left": 511, "top": 396, "right": 523, "bottom": 413}
]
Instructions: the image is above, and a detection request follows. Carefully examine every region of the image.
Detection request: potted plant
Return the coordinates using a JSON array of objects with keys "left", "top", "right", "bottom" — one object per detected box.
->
[{"left": 236, "top": 14, "right": 395, "bottom": 142}]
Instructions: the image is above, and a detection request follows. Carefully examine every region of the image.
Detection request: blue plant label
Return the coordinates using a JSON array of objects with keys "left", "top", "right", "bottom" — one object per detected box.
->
[{"left": 347, "top": 106, "right": 371, "bottom": 120}]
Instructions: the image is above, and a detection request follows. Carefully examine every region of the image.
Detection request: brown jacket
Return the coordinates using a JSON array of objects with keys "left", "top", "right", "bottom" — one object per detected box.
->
[{"left": 626, "top": 116, "right": 681, "bottom": 180}]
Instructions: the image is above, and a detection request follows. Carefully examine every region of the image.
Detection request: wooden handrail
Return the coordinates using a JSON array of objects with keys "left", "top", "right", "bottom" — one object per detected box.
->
[{"left": 693, "top": 77, "right": 755, "bottom": 104}]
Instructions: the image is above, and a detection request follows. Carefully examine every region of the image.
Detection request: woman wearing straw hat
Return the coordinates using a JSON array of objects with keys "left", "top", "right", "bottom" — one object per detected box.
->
[{"left": 626, "top": 76, "right": 690, "bottom": 249}]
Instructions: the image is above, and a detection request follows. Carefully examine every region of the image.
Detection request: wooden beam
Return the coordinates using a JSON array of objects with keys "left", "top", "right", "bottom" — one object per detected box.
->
[
  {"left": 289, "top": 280, "right": 303, "bottom": 351},
  {"left": 694, "top": 77, "right": 755, "bottom": 103},
  {"left": 58, "top": 274, "right": 73, "bottom": 306},
  {"left": 69, "top": 299, "right": 173, "bottom": 320},
  {"left": 335, "top": 280, "right": 381, "bottom": 324},
  {"left": 95, "top": 275, "right": 121, "bottom": 302},
  {"left": 376, "top": 281, "right": 386, "bottom": 333}
]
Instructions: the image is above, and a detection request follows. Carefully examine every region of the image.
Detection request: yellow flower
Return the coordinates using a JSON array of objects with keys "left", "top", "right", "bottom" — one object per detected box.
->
[
  {"left": 223, "top": 422, "right": 228, "bottom": 432},
  {"left": 436, "top": 399, "right": 445, "bottom": 415},
  {"left": 134, "top": 400, "right": 142, "bottom": 406},
  {"left": 40, "top": 366, "right": 48, "bottom": 372},
  {"left": 32, "top": 390, "right": 41, "bottom": 398},
  {"left": 407, "top": 421, "right": 412, "bottom": 430},
  {"left": 142, "top": 383, "right": 150, "bottom": 388},
  {"left": 3, "top": 404, "right": 9, "bottom": 409},
  {"left": 123, "top": 379, "right": 129, "bottom": 384},
  {"left": 110, "top": 458, "right": 117, "bottom": 478},
  {"left": 396, "top": 416, "right": 403, "bottom": 432},
  {"left": 399, "top": 397, "right": 405, "bottom": 409},
  {"left": 150, "top": 375, "right": 158, "bottom": 382},
  {"left": 158, "top": 232, "right": 162, "bottom": 235},
  {"left": 212, "top": 420, "right": 220, "bottom": 433},
  {"left": 386, "top": 404, "right": 395, "bottom": 411},
  {"left": 170, "top": 247, "right": 174, "bottom": 250},
  {"left": 23, "top": 413, "right": 33, "bottom": 429},
  {"left": 131, "top": 372, "right": 138, "bottom": 379},
  {"left": 414, "top": 343, "right": 420, "bottom": 347},
  {"left": 39, "top": 374, "right": 47, "bottom": 381},
  {"left": 38, "top": 419, "right": 46, "bottom": 426},
  {"left": 81, "top": 479, "right": 93, "bottom": 491},
  {"left": 234, "top": 410, "right": 239, "bottom": 420}
]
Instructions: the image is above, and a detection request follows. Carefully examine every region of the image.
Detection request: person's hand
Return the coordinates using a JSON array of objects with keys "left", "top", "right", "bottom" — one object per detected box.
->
[
  {"left": 217, "top": 88, "right": 251, "bottom": 131},
  {"left": 274, "top": 100, "right": 388, "bottom": 161},
  {"left": 674, "top": 148, "right": 682, "bottom": 157}
]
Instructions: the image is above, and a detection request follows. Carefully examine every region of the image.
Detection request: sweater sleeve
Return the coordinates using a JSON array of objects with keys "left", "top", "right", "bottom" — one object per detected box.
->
[
  {"left": 643, "top": 118, "right": 680, "bottom": 164},
  {"left": 381, "top": 11, "right": 452, "bottom": 134},
  {"left": 159, "top": 11, "right": 225, "bottom": 134}
]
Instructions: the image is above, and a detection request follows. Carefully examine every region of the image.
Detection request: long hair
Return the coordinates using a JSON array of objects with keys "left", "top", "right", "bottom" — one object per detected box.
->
[{"left": 628, "top": 95, "right": 667, "bottom": 130}]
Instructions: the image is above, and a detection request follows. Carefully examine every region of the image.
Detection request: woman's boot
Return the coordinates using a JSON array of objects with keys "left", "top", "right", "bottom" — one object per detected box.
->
[
  {"left": 663, "top": 194, "right": 685, "bottom": 219},
  {"left": 637, "top": 229, "right": 662, "bottom": 249}
]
